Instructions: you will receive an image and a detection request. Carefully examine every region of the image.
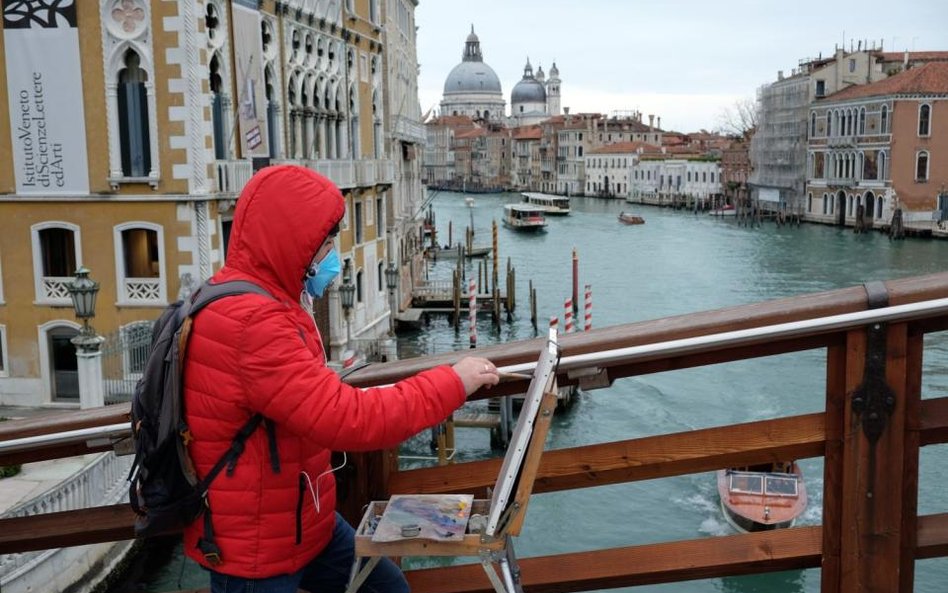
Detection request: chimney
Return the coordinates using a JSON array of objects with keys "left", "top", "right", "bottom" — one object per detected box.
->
[
  {"left": 777, "top": 70, "right": 784, "bottom": 80},
  {"left": 657, "top": 116, "right": 661, "bottom": 130},
  {"left": 564, "top": 106, "right": 570, "bottom": 115},
  {"left": 904, "top": 50, "right": 909, "bottom": 68},
  {"left": 648, "top": 114, "right": 654, "bottom": 132}
]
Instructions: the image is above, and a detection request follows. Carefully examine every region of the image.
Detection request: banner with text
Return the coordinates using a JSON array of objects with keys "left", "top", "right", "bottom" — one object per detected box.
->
[
  {"left": 3, "top": 0, "right": 90, "bottom": 194},
  {"left": 231, "top": 3, "right": 268, "bottom": 157}
]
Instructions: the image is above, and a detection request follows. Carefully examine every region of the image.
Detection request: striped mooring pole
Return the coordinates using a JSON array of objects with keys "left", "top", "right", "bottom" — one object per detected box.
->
[
  {"left": 468, "top": 278, "right": 477, "bottom": 348},
  {"left": 584, "top": 284, "right": 592, "bottom": 331},
  {"left": 564, "top": 297, "right": 574, "bottom": 333}
]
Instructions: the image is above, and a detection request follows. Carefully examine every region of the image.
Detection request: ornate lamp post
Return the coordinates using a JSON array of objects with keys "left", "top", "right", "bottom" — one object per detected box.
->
[
  {"left": 339, "top": 273, "right": 356, "bottom": 351},
  {"left": 384, "top": 263, "right": 399, "bottom": 337},
  {"left": 67, "top": 267, "right": 105, "bottom": 408}
]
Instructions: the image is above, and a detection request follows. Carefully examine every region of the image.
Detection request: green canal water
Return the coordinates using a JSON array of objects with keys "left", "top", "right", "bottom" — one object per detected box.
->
[{"left": 127, "top": 191, "right": 948, "bottom": 593}]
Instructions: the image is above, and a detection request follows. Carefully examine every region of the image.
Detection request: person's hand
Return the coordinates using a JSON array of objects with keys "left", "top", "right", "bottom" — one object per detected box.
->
[{"left": 452, "top": 357, "right": 500, "bottom": 397}]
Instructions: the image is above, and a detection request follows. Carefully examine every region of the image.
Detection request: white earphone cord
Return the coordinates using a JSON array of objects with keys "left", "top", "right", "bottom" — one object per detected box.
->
[{"left": 300, "top": 451, "right": 347, "bottom": 515}]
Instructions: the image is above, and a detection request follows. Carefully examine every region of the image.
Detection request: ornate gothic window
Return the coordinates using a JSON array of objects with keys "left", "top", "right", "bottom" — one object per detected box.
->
[{"left": 101, "top": 0, "right": 157, "bottom": 186}]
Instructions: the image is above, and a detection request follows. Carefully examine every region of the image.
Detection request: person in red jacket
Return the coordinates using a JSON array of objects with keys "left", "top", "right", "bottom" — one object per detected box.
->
[{"left": 182, "top": 165, "right": 500, "bottom": 593}]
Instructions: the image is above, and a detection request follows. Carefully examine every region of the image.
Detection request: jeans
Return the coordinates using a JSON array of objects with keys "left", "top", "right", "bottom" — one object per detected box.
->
[{"left": 210, "top": 513, "right": 408, "bottom": 593}]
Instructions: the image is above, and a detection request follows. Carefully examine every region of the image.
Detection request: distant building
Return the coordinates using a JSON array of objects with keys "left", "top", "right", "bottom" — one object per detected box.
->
[
  {"left": 805, "top": 61, "right": 948, "bottom": 235},
  {"left": 721, "top": 137, "right": 752, "bottom": 207},
  {"left": 750, "top": 45, "right": 948, "bottom": 217},
  {"left": 585, "top": 142, "right": 662, "bottom": 198}
]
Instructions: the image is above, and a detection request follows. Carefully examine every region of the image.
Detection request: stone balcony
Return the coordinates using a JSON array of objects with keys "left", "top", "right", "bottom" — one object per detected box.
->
[{"left": 214, "top": 158, "right": 396, "bottom": 196}]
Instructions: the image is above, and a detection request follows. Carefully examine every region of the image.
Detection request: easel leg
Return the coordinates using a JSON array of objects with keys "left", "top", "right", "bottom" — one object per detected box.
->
[
  {"left": 479, "top": 536, "right": 523, "bottom": 593},
  {"left": 345, "top": 556, "right": 381, "bottom": 593}
]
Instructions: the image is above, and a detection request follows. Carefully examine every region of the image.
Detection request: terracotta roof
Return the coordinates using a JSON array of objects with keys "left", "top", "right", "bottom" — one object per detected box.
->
[
  {"left": 588, "top": 141, "right": 662, "bottom": 155},
  {"left": 455, "top": 128, "right": 487, "bottom": 139},
  {"left": 511, "top": 126, "right": 542, "bottom": 140},
  {"left": 874, "top": 51, "right": 948, "bottom": 63},
  {"left": 823, "top": 62, "right": 948, "bottom": 102}
]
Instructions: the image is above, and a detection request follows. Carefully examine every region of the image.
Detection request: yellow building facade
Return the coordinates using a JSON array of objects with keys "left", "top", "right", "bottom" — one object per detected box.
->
[{"left": 0, "top": 0, "right": 423, "bottom": 407}]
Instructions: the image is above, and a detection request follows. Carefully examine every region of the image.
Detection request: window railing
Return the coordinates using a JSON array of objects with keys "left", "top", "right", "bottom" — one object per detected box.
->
[
  {"left": 122, "top": 277, "right": 161, "bottom": 304},
  {"left": 40, "top": 276, "right": 73, "bottom": 303}
]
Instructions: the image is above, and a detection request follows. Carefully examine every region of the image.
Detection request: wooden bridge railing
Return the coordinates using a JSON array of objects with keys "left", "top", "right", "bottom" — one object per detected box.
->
[{"left": 3, "top": 272, "right": 948, "bottom": 592}]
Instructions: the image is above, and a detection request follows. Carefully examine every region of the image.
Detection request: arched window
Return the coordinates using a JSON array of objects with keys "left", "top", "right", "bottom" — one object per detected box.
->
[
  {"left": 31, "top": 222, "right": 82, "bottom": 304},
  {"left": 859, "top": 108, "right": 866, "bottom": 135},
  {"left": 114, "top": 222, "right": 166, "bottom": 304},
  {"left": 827, "top": 112, "right": 833, "bottom": 137},
  {"left": 881, "top": 105, "right": 888, "bottom": 133},
  {"left": 916, "top": 151, "right": 930, "bottom": 181},
  {"left": 823, "top": 193, "right": 829, "bottom": 215},
  {"left": 118, "top": 49, "right": 151, "bottom": 177},
  {"left": 810, "top": 112, "right": 816, "bottom": 137},
  {"left": 918, "top": 104, "right": 931, "bottom": 136},
  {"left": 210, "top": 52, "right": 226, "bottom": 159},
  {"left": 879, "top": 151, "right": 887, "bottom": 181}
]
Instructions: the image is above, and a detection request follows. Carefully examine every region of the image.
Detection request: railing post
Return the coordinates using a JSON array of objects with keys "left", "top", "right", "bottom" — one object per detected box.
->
[{"left": 832, "top": 317, "right": 918, "bottom": 593}]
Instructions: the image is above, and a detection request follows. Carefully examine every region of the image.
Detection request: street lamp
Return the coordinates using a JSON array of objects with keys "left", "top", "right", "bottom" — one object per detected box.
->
[
  {"left": 67, "top": 266, "right": 100, "bottom": 337},
  {"left": 67, "top": 267, "right": 105, "bottom": 409},
  {"left": 384, "top": 263, "right": 399, "bottom": 336},
  {"left": 339, "top": 274, "right": 356, "bottom": 351}
]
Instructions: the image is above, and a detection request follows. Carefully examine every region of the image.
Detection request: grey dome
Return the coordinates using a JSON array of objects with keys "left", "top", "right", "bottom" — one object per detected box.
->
[
  {"left": 511, "top": 78, "right": 546, "bottom": 103},
  {"left": 510, "top": 79, "right": 546, "bottom": 103},
  {"left": 443, "top": 61, "right": 503, "bottom": 94}
]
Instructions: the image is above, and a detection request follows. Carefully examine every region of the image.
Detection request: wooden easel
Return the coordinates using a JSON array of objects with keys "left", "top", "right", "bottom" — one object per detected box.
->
[{"left": 347, "top": 333, "right": 560, "bottom": 593}]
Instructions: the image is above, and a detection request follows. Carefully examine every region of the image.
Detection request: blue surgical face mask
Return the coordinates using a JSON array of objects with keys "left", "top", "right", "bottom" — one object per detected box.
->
[{"left": 304, "top": 250, "right": 341, "bottom": 299}]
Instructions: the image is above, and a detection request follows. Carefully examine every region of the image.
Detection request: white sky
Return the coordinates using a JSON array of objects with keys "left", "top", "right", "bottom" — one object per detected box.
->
[{"left": 415, "top": 0, "right": 946, "bottom": 133}]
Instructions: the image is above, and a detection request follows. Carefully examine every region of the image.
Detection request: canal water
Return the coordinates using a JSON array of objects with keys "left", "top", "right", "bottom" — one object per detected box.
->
[{"left": 126, "top": 191, "right": 948, "bottom": 593}]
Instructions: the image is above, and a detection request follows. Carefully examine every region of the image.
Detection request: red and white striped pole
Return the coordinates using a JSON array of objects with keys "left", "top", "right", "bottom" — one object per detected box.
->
[
  {"left": 549, "top": 315, "right": 559, "bottom": 334},
  {"left": 564, "top": 297, "right": 574, "bottom": 333},
  {"left": 468, "top": 278, "right": 477, "bottom": 348},
  {"left": 584, "top": 284, "right": 592, "bottom": 332}
]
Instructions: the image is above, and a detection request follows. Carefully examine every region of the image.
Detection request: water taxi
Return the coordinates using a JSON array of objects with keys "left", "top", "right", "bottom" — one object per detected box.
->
[
  {"left": 503, "top": 204, "right": 548, "bottom": 232},
  {"left": 618, "top": 211, "right": 645, "bottom": 225},
  {"left": 717, "top": 461, "right": 807, "bottom": 532},
  {"left": 521, "top": 192, "right": 571, "bottom": 215}
]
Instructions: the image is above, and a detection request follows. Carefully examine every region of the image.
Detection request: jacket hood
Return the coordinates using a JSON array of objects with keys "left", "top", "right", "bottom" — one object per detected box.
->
[{"left": 224, "top": 165, "right": 345, "bottom": 299}]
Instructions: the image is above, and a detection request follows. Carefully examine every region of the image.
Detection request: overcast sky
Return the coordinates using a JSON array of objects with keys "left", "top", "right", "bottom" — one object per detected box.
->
[{"left": 414, "top": 0, "right": 945, "bottom": 133}]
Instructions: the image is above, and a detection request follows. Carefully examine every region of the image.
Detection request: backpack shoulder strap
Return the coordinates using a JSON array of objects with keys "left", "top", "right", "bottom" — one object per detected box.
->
[{"left": 188, "top": 280, "right": 274, "bottom": 315}]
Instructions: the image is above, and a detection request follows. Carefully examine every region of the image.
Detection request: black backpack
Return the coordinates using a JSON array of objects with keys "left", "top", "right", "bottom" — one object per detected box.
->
[{"left": 128, "top": 280, "right": 279, "bottom": 565}]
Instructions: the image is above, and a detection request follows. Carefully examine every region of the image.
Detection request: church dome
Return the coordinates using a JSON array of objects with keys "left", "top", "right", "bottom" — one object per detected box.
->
[
  {"left": 443, "top": 26, "right": 503, "bottom": 95},
  {"left": 511, "top": 78, "right": 546, "bottom": 103},
  {"left": 443, "top": 61, "right": 503, "bottom": 94},
  {"left": 511, "top": 59, "right": 546, "bottom": 103}
]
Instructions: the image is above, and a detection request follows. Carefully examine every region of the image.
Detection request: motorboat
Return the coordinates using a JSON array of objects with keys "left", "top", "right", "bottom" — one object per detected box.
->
[
  {"left": 708, "top": 204, "right": 737, "bottom": 217},
  {"left": 503, "top": 204, "right": 548, "bottom": 232},
  {"left": 521, "top": 192, "right": 571, "bottom": 215},
  {"left": 717, "top": 461, "right": 807, "bottom": 532},
  {"left": 618, "top": 211, "right": 645, "bottom": 225},
  {"left": 426, "top": 243, "right": 492, "bottom": 259}
]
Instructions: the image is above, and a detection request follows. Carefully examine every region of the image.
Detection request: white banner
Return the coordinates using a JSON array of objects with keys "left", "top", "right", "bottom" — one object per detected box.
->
[
  {"left": 231, "top": 3, "right": 269, "bottom": 157},
  {"left": 758, "top": 188, "right": 780, "bottom": 203},
  {"left": 4, "top": 0, "right": 89, "bottom": 194}
]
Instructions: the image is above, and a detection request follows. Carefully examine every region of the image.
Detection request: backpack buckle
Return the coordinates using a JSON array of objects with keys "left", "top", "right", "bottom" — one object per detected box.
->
[{"left": 203, "top": 551, "right": 222, "bottom": 566}]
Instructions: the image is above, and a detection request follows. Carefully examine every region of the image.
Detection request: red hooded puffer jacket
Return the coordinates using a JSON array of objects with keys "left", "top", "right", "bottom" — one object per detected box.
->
[{"left": 182, "top": 165, "right": 466, "bottom": 577}]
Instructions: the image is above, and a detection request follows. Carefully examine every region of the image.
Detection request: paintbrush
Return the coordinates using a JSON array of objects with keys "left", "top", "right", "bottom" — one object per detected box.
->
[{"left": 497, "top": 371, "right": 532, "bottom": 381}]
